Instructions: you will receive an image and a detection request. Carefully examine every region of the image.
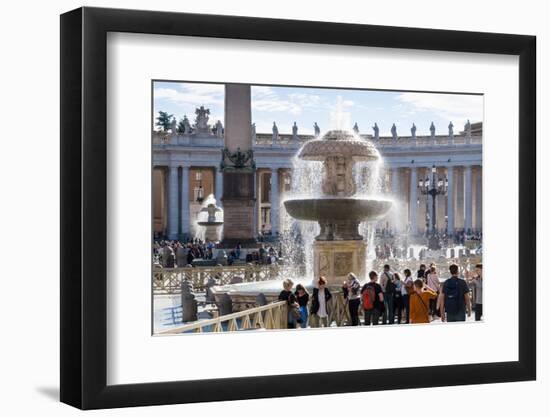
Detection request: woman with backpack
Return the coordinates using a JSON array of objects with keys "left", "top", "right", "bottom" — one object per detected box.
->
[{"left": 361, "top": 271, "right": 384, "bottom": 325}]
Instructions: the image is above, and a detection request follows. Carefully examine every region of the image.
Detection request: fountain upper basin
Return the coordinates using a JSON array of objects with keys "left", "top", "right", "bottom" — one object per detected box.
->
[
  {"left": 299, "top": 130, "right": 380, "bottom": 161},
  {"left": 284, "top": 197, "right": 393, "bottom": 223}
]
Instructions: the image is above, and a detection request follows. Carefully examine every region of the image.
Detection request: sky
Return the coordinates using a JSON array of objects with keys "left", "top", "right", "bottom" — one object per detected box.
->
[{"left": 153, "top": 81, "right": 483, "bottom": 136}]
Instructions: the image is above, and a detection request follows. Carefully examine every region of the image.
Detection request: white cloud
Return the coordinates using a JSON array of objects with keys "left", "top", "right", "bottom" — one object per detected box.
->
[
  {"left": 396, "top": 92, "right": 483, "bottom": 126},
  {"left": 154, "top": 83, "right": 224, "bottom": 108},
  {"left": 251, "top": 87, "right": 328, "bottom": 116}
]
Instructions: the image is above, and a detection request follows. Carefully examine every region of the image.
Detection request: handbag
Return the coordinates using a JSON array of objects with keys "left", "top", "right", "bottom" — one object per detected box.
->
[{"left": 289, "top": 302, "right": 301, "bottom": 319}]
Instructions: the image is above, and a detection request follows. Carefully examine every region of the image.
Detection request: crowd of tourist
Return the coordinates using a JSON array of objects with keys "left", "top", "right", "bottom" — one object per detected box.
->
[
  {"left": 278, "top": 262, "right": 483, "bottom": 328},
  {"left": 153, "top": 239, "right": 281, "bottom": 267},
  {"left": 154, "top": 239, "right": 216, "bottom": 267}
]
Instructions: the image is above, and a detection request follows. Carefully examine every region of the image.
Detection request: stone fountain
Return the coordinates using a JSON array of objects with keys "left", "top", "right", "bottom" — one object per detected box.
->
[
  {"left": 284, "top": 129, "right": 392, "bottom": 286},
  {"left": 196, "top": 197, "right": 224, "bottom": 242},
  {"left": 209, "top": 129, "right": 392, "bottom": 312}
]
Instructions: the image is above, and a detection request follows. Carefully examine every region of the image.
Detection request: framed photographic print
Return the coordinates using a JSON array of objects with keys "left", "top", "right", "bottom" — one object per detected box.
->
[{"left": 60, "top": 6, "right": 536, "bottom": 410}]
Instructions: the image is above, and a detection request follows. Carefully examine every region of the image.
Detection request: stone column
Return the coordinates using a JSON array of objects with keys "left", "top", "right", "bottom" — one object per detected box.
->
[
  {"left": 446, "top": 166, "right": 455, "bottom": 234},
  {"left": 391, "top": 167, "right": 400, "bottom": 232},
  {"left": 215, "top": 168, "right": 223, "bottom": 206},
  {"left": 221, "top": 84, "right": 256, "bottom": 246},
  {"left": 455, "top": 167, "right": 464, "bottom": 230},
  {"left": 427, "top": 167, "right": 435, "bottom": 232},
  {"left": 270, "top": 168, "right": 279, "bottom": 235},
  {"left": 475, "top": 166, "right": 482, "bottom": 231},
  {"left": 409, "top": 167, "right": 418, "bottom": 234},
  {"left": 436, "top": 167, "right": 446, "bottom": 231},
  {"left": 464, "top": 165, "right": 473, "bottom": 232},
  {"left": 180, "top": 166, "right": 190, "bottom": 237},
  {"left": 167, "top": 165, "right": 179, "bottom": 239}
]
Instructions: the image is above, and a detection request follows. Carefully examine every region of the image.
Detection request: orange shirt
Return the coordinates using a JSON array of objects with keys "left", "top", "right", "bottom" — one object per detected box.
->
[{"left": 409, "top": 290, "right": 437, "bottom": 324}]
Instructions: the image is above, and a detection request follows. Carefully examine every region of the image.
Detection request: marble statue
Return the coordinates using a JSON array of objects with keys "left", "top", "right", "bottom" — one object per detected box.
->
[
  {"left": 430, "top": 121, "right": 436, "bottom": 139},
  {"left": 372, "top": 122, "right": 379, "bottom": 140},
  {"left": 464, "top": 119, "right": 472, "bottom": 143},
  {"left": 411, "top": 123, "right": 417, "bottom": 139},
  {"left": 215, "top": 120, "right": 223, "bottom": 137},
  {"left": 313, "top": 122, "right": 320, "bottom": 137},
  {"left": 194, "top": 106, "right": 211, "bottom": 134},
  {"left": 391, "top": 123, "right": 398, "bottom": 141},
  {"left": 251, "top": 122, "right": 256, "bottom": 142},
  {"left": 272, "top": 121, "right": 279, "bottom": 141},
  {"left": 292, "top": 121, "right": 298, "bottom": 139},
  {"left": 170, "top": 118, "right": 177, "bottom": 134},
  {"left": 353, "top": 122, "right": 359, "bottom": 134},
  {"left": 448, "top": 121, "right": 454, "bottom": 137},
  {"left": 182, "top": 115, "right": 192, "bottom": 134}
]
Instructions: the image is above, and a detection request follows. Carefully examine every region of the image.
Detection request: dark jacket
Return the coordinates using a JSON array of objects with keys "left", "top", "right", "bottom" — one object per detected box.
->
[
  {"left": 278, "top": 290, "right": 296, "bottom": 306},
  {"left": 310, "top": 287, "right": 332, "bottom": 315}
]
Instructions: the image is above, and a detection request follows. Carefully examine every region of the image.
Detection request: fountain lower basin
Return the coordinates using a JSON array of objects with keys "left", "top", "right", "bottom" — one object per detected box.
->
[{"left": 284, "top": 197, "right": 392, "bottom": 223}]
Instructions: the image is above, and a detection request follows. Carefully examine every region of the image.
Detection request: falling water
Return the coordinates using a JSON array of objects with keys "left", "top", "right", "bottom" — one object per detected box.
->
[
  {"left": 280, "top": 155, "right": 323, "bottom": 279},
  {"left": 354, "top": 149, "right": 387, "bottom": 276}
]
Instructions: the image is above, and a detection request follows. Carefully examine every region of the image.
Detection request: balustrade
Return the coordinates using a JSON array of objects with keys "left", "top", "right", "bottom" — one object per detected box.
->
[
  {"left": 158, "top": 300, "right": 287, "bottom": 334},
  {"left": 153, "top": 263, "right": 284, "bottom": 294}
]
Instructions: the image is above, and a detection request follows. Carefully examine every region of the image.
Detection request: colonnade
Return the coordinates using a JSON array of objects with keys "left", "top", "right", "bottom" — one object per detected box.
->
[
  {"left": 388, "top": 165, "right": 482, "bottom": 235},
  {"left": 155, "top": 163, "right": 482, "bottom": 240}
]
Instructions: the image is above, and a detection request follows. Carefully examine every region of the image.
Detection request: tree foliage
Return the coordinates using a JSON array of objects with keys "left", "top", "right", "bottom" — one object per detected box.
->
[{"left": 155, "top": 111, "right": 174, "bottom": 131}]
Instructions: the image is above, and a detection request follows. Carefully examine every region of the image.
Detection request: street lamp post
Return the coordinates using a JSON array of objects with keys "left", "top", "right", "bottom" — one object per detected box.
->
[
  {"left": 418, "top": 165, "right": 448, "bottom": 250},
  {"left": 196, "top": 170, "right": 204, "bottom": 204}
]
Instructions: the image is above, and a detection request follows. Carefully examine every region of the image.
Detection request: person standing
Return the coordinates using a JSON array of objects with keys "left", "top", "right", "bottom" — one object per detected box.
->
[
  {"left": 440, "top": 264, "right": 471, "bottom": 322},
  {"left": 379, "top": 265, "right": 395, "bottom": 324},
  {"left": 295, "top": 284, "right": 310, "bottom": 328},
  {"left": 393, "top": 272, "right": 404, "bottom": 324},
  {"left": 342, "top": 272, "right": 361, "bottom": 326},
  {"left": 467, "top": 263, "right": 483, "bottom": 321},
  {"left": 409, "top": 279, "right": 438, "bottom": 324},
  {"left": 401, "top": 269, "right": 414, "bottom": 324},
  {"left": 361, "top": 271, "right": 384, "bottom": 325},
  {"left": 278, "top": 278, "right": 298, "bottom": 329},
  {"left": 417, "top": 264, "right": 427, "bottom": 280},
  {"left": 310, "top": 276, "right": 332, "bottom": 327},
  {"left": 426, "top": 265, "right": 441, "bottom": 318}
]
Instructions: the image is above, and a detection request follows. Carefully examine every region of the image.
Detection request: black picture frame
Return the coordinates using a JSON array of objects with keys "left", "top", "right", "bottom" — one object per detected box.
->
[{"left": 60, "top": 6, "right": 536, "bottom": 410}]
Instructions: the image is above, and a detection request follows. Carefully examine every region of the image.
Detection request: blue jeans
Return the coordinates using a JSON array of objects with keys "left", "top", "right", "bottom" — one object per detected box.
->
[
  {"left": 382, "top": 293, "right": 395, "bottom": 324},
  {"left": 299, "top": 306, "right": 308, "bottom": 328}
]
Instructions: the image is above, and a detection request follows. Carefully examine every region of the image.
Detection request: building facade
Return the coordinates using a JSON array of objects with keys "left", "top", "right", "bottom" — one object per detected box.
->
[{"left": 153, "top": 116, "right": 482, "bottom": 241}]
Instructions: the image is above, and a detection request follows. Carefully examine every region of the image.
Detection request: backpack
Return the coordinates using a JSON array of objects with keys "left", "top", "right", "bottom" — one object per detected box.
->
[
  {"left": 444, "top": 278, "right": 463, "bottom": 314},
  {"left": 385, "top": 273, "right": 396, "bottom": 294},
  {"left": 362, "top": 284, "right": 376, "bottom": 310}
]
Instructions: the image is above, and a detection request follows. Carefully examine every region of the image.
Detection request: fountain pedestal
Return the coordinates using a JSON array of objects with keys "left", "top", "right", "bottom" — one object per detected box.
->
[{"left": 313, "top": 240, "right": 367, "bottom": 286}]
